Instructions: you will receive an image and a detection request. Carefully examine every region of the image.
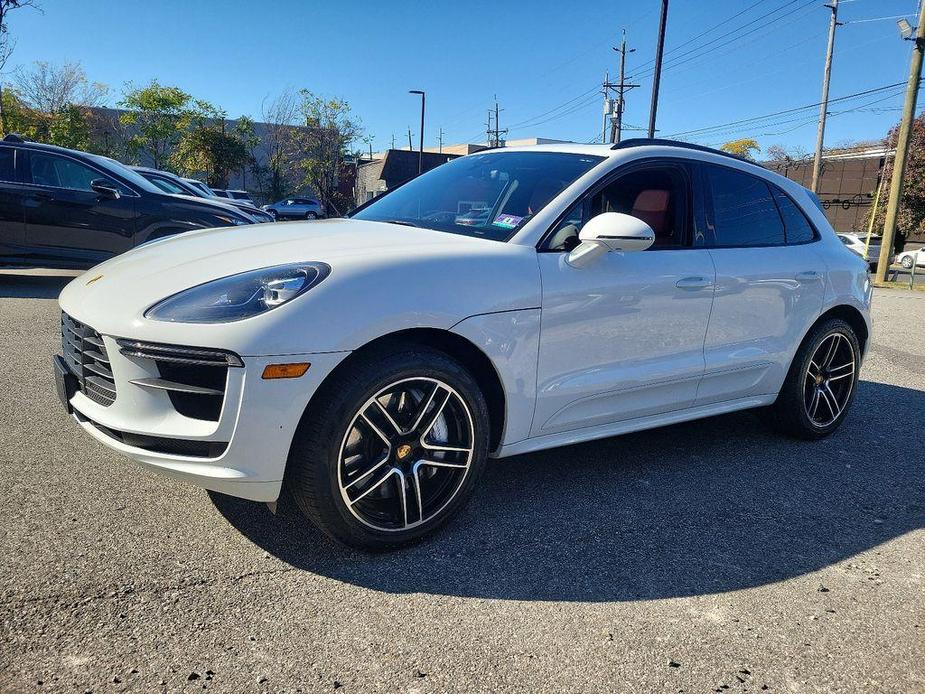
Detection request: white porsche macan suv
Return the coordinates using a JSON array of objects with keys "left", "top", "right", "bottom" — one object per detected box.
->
[{"left": 55, "top": 140, "right": 872, "bottom": 549}]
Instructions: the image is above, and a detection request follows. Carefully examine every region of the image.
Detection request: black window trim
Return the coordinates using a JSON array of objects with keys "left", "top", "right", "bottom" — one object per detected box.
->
[
  {"left": 20, "top": 148, "right": 141, "bottom": 198},
  {"left": 537, "top": 156, "right": 696, "bottom": 252},
  {"left": 696, "top": 160, "right": 819, "bottom": 249}
]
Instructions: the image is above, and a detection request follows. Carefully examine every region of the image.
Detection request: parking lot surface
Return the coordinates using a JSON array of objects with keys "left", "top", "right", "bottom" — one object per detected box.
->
[{"left": 1, "top": 272, "right": 923, "bottom": 693}]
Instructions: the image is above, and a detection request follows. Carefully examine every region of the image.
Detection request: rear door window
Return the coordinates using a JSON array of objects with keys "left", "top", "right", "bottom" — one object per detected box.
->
[
  {"left": 0, "top": 147, "right": 15, "bottom": 182},
  {"left": 703, "top": 164, "right": 785, "bottom": 247}
]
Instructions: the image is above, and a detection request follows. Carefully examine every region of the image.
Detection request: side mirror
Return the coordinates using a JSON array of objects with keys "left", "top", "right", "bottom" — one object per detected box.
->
[
  {"left": 566, "top": 212, "right": 655, "bottom": 268},
  {"left": 91, "top": 179, "right": 121, "bottom": 199}
]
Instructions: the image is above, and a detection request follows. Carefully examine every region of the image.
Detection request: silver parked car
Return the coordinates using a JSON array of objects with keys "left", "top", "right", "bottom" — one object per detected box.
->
[{"left": 263, "top": 196, "right": 324, "bottom": 220}]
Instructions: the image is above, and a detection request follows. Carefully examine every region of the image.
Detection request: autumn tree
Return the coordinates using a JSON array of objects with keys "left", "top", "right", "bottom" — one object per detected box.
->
[
  {"left": 259, "top": 88, "right": 302, "bottom": 201},
  {"left": 299, "top": 91, "right": 361, "bottom": 215},
  {"left": 720, "top": 138, "right": 760, "bottom": 160},
  {"left": 872, "top": 111, "right": 925, "bottom": 243},
  {"left": 0, "top": 0, "right": 41, "bottom": 133},
  {"left": 13, "top": 61, "right": 108, "bottom": 112},
  {"left": 173, "top": 106, "right": 251, "bottom": 188},
  {"left": 119, "top": 81, "right": 206, "bottom": 169}
]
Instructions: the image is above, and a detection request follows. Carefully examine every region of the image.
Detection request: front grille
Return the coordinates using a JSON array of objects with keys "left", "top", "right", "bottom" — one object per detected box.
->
[
  {"left": 61, "top": 313, "right": 117, "bottom": 407},
  {"left": 117, "top": 339, "right": 241, "bottom": 422}
]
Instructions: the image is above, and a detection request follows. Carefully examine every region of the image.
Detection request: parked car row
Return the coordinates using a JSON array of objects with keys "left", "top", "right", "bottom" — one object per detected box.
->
[
  {"left": 0, "top": 134, "right": 326, "bottom": 269},
  {"left": 130, "top": 166, "right": 273, "bottom": 222},
  {"left": 0, "top": 135, "right": 258, "bottom": 269}
]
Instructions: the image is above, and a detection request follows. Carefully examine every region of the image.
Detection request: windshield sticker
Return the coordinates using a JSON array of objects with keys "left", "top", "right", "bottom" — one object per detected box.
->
[{"left": 492, "top": 213, "right": 523, "bottom": 230}]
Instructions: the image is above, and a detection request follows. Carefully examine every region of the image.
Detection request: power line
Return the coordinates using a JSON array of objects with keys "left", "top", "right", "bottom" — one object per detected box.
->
[
  {"left": 666, "top": 81, "right": 912, "bottom": 139},
  {"left": 629, "top": 0, "right": 820, "bottom": 82}
]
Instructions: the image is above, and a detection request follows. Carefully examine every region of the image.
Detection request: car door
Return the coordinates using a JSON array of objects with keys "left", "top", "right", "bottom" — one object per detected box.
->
[
  {"left": 0, "top": 146, "right": 25, "bottom": 259},
  {"left": 694, "top": 162, "right": 826, "bottom": 405},
  {"left": 532, "top": 160, "right": 716, "bottom": 437},
  {"left": 21, "top": 149, "right": 138, "bottom": 266}
]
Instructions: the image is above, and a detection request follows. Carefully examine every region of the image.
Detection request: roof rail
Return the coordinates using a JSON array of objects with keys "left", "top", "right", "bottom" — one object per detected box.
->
[
  {"left": 610, "top": 137, "right": 757, "bottom": 165},
  {"left": 2, "top": 133, "right": 28, "bottom": 143}
]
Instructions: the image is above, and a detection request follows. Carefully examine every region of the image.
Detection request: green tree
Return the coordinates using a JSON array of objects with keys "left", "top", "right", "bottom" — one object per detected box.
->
[
  {"left": 47, "top": 103, "right": 91, "bottom": 150},
  {"left": 173, "top": 113, "right": 251, "bottom": 188},
  {"left": 720, "top": 138, "right": 760, "bottom": 160},
  {"left": 872, "top": 111, "right": 925, "bottom": 243},
  {"left": 119, "top": 81, "right": 204, "bottom": 169},
  {"left": 298, "top": 91, "right": 361, "bottom": 215}
]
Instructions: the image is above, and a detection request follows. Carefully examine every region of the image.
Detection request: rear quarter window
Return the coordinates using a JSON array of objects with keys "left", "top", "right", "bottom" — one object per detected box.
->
[{"left": 771, "top": 188, "right": 816, "bottom": 244}]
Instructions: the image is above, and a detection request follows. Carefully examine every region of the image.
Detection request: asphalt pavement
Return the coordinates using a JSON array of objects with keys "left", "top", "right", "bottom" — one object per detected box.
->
[{"left": 1, "top": 271, "right": 923, "bottom": 693}]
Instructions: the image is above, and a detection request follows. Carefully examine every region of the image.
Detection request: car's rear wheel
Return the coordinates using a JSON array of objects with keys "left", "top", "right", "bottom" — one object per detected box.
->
[
  {"left": 305, "top": 211, "right": 318, "bottom": 220},
  {"left": 770, "top": 318, "right": 860, "bottom": 439},
  {"left": 286, "top": 345, "right": 489, "bottom": 550},
  {"left": 901, "top": 255, "right": 914, "bottom": 269}
]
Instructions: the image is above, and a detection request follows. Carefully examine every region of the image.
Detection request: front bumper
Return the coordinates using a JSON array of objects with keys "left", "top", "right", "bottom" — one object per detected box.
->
[{"left": 58, "top": 327, "right": 348, "bottom": 502}]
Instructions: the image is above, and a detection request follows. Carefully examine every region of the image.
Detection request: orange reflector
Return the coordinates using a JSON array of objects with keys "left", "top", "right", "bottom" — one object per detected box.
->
[{"left": 261, "top": 362, "right": 311, "bottom": 379}]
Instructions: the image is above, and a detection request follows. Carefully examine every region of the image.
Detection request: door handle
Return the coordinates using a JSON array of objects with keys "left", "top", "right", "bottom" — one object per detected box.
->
[
  {"left": 795, "top": 270, "right": 822, "bottom": 282},
  {"left": 28, "top": 191, "right": 53, "bottom": 201},
  {"left": 676, "top": 276, "right": 713, "bottom": 290}
]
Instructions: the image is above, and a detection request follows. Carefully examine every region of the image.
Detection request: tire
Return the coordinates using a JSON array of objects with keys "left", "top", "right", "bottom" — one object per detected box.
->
[
  {"left": 305, "top": 211, "right": 318, "bottom": 220},
  {"left": 267, "top": 209, "right": 278, "bottom": 220},
  {"left": 901, "top": 256, "right": 914, "bottom": 269},
  {"left": 770, "top": 318, "right": 860, "bottom": 440},
  {"left": 286, "top": 344, "right": 490, "bottom": 550}
]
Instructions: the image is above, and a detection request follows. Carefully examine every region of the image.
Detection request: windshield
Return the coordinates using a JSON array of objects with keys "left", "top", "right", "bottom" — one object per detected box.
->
[
  {"left": 184, "top": 179, "right": 214, "bottom": 196},
  {"left": 88, "top": 154, "right": 163, "bottom": 194},
  {"left": 351, "top": 151, "right": 604, "bottom": 241}
]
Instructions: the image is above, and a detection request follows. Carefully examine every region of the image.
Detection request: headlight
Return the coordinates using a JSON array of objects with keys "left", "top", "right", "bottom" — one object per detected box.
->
[
  {"left": 145, "top": 262, "right": 330, "bottom": 323},
  {"left": 215, "top": 214, "right": 248, "bottom": 226}
]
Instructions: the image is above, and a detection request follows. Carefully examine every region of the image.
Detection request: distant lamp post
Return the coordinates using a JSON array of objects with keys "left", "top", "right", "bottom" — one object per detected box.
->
[{"left": 409, "top": 90, "right": 425, "bottom": 175}]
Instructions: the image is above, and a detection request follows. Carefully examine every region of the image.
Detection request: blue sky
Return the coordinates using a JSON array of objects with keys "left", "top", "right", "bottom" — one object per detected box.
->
[{"left": 8, "top": 0, "right": 922, "bottom": 155}]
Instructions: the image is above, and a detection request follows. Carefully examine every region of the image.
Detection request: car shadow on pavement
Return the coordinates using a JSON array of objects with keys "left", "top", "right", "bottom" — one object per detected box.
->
[
  {"left": 0, "top": 272, "right": 77, "bottom": 299},
  {"left": 211, "top": 379, "right": 925, "bottom": 602}
]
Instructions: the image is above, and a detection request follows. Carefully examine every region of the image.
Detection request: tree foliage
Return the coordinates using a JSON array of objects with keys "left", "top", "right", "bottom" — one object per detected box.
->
[
  {"left": 172, "top": 107, "right": 252, "bottom": 188},
  {"left": 13, "top": 60, "right": 108, "bottom": 112},
  {"left": 720, "top": 138, "right": 760, "bottom": 160},
  {"left": 872, "top": 111, "right": 925, "bottom": 242},
  {"left": 119, "top": 81, "right": 208, "bottom": 169},
  {"left": 298, "top": 90, "right": 361, "bottom": 215}
]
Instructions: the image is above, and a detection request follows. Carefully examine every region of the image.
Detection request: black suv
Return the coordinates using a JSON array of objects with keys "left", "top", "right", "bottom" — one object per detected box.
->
[{"left": 0, "top": 136, "right": 254, "bottom": 270}]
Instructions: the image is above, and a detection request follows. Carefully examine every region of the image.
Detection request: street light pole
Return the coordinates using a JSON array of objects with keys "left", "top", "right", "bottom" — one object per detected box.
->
[
  {"left": 875, "top": 1, "right": 925, "bottom": 283},
  {"left": 409, "top": 90, "right": 425, "bottom": 176}
]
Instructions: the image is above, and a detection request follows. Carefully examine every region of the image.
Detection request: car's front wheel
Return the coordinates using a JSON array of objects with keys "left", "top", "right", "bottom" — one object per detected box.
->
[
  {"left": 901, "top": 255, "right": 914, "bottom": 269},
  {"left": 305, "top": 211, "right": 318, "bottom": 220},
  {"left": 286, "top": 345, "right": 489, "bottom": 550},
  {"left": 771, "top": 318, "right": 860, "bottom": 439}
]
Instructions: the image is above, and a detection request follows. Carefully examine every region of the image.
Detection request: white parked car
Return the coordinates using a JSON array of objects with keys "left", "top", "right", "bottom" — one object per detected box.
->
[
  {"left": 55, "top": 140, "right": 871, "bottom": 549},
  {"left": 895, "top": 246, "right": 925, "bottom": 269},
  {"left": 837, "top": 232, "right": 890, "bottom": 270}
]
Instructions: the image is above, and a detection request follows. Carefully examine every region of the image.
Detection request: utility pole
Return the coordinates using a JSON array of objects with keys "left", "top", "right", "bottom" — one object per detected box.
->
[
  {"left": 811, "top": 0, "right": 841, "bottom": 193},
  {"left": 409, "top": 89, "right": 425, "bottom": 175},
  {"left": 601, "top": 70, "right": 610, "bottom": 144},
  {"left": 875, "top": 0, "right": 925, "bottom": 283},
  {"left": 437, "top": 127, "right": 444, "bottom": 153},
  {"left": 487, "top": 97, "right": 507, "bottom": 147},
  {"left": 611, "top": 29, "right": 638, "bottom": 143},
  {"left": 648, "top": 0, "right": 669, "bottom": 138},
  {"left": 407, "top": 127, "right": 413, "bottom": 150},
  {"left": 391, "top": 133, "right": 395, "bottom": 150}
]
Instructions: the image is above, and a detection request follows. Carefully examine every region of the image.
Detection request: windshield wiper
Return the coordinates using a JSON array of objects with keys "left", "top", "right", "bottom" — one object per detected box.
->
[{"left": 381, "top": 219, "right": 421, "bottom": 228}]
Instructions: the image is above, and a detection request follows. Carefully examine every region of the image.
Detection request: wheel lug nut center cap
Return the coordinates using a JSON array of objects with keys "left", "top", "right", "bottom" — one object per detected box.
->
[{"left": 396, "top": 443, "right": 413, "bottom": 461}]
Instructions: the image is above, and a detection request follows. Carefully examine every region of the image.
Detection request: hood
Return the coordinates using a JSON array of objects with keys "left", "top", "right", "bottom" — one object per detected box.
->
[
  {"left": 164, "top": 193, "right": 252, "bottom": 220},
  {"left": 58, "top": 218, "right": 541, "bottom": 353}
]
